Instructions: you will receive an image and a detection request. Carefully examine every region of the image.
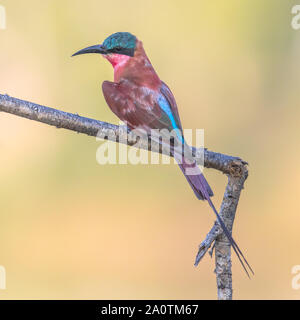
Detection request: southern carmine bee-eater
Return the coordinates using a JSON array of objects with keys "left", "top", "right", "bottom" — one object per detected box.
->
[{"left": 72, "top": 32, "right": 253, "bottom": 277}]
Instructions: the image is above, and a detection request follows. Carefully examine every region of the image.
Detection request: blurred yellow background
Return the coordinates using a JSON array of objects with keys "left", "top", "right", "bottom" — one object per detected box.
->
[{"left": 0, "top": 0, "right": 300, "bottom": 299}]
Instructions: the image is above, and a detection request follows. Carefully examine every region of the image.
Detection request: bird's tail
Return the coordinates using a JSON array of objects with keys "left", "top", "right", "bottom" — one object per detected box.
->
[{"left": 177, "top": 158, "right": 254, "bottom": 278}]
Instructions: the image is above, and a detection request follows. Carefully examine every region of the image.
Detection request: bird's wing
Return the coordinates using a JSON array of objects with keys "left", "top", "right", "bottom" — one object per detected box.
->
[
  {"left": 102, "top": 80, "right": 182, "bottom": 133},
  {"left": 102, "top": 80, "right": 160, "bottom": 129},
  {"left": 102, "top": 80, "right": 190, "bottom": 160},
  {"left": 160, "top": 81, "right": 183, "bottom": 131}
]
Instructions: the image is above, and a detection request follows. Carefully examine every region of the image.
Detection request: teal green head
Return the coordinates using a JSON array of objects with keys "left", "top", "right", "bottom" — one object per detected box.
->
[
  {"left": 72, "top": 32, "right": 137, "bottom": 58},
  {"left": 103, "top": 32, "right": 137, "bottom": 55}
]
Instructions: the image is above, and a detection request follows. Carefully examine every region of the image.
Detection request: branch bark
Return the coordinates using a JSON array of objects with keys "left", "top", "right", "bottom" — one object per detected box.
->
[{"left": 0, "top": 93, "right": 249, "bottom": 300}]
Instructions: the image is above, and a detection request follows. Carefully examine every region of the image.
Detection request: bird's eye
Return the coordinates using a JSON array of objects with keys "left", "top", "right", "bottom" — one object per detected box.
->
[{"left": 115, "top": 47, "right": 122, "bottom": 52}]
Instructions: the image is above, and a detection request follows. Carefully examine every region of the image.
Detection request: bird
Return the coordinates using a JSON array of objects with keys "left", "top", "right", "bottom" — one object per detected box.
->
[{"left": 72, "top": 32, "right": 253, "bottom": 277}]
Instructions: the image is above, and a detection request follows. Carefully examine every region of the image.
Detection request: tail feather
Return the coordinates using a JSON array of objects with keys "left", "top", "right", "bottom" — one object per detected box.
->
[
  {"left": 178, "top": 159, "right": 254, "bottom": 277},
  {"left": 178, "top": 163, "right": 213, "bottom": 200},
  {"left": 205, "top": 196, "right": 254, "bottom": 278}
]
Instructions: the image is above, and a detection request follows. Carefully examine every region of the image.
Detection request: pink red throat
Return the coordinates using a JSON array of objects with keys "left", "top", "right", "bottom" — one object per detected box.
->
[{"left": 103, "top": 53, "right": 131, "bottom": 80}]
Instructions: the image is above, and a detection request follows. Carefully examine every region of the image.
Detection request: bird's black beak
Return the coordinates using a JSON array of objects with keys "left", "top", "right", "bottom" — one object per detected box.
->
[{"left": 72, "top": 44, "right": 107, "bottom": 57}]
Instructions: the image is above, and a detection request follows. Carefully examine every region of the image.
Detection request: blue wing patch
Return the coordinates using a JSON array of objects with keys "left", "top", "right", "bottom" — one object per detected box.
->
[{"left": 158, "top": 94, "right": 184, "bottom": 143}]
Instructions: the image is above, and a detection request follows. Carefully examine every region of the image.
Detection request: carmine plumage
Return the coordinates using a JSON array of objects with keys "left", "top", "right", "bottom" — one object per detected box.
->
[{"left": 72, "top": 32, "right": 253, "bottom": 277}]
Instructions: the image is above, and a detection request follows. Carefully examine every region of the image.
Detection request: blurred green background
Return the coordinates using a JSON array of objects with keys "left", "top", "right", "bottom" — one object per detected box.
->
[{"left": 0, "top": 0, "right": 300, "bottom": 299}]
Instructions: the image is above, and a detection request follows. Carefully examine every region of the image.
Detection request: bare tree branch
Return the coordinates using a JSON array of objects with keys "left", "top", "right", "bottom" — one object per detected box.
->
[
  {"left": 195, "top": 164, "right": 248, "bottom": 300},
  {"left": 0, "top": 93, "right": 249, "bottom": 300}
]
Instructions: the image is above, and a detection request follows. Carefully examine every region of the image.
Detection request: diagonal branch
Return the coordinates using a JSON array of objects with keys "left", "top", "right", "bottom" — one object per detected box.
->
[{"left": 0, "top": 93, "right": 249, "bottom": 300}]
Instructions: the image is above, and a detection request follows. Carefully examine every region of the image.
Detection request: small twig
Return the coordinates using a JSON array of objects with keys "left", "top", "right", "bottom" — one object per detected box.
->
[
  {"left": 0, "top": 93, "right": 249, "bottom": 300},
  {"left": 209, "top": 240, "right": 216, "bottom": 257}
]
